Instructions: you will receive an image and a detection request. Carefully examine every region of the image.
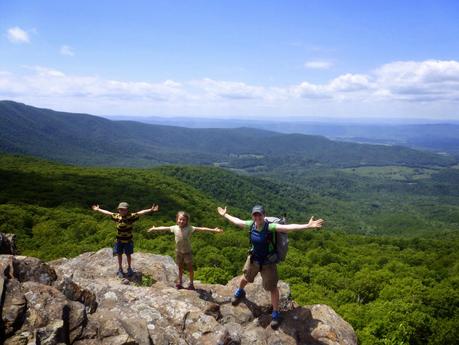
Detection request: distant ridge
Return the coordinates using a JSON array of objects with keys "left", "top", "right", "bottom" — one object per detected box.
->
[
  {"left": 107, "top": 114, "right": 459, "bottom": 154},
  {"left": 0, "top": 100, "right": 455, "bottom": 169}
]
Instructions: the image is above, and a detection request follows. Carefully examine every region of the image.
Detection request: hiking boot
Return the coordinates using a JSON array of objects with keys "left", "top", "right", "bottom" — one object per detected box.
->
[
  {"left": 187, "top": 283, "right": 195, "bottom": 290},
  {"left": 127, "top": 267, "right": 134, "bottom": 277},
  {"left": 231, "top": 288, "right": 245, "bottom": 306},
  {"left": 176, "top": 283, "right": 184, "bottom": 290},
  {"left": 270, "top": 310, "right": 281, "bottom": 329},
  {"left": 116, "top": 269, "right": 124, "bottom": 278}
]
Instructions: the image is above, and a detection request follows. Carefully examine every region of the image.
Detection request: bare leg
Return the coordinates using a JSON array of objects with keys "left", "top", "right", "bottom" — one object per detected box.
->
[
  {"left": 117, "top": 254, "right": 123, "bottom": 271},
  {"left": 239, "top": 277, "right": 248, "bottom": 289},
  {"left": 271, "top": 287, "right": 280, "bottom": 311},
  {"left": 178, "top": 265, "right": 183, "bottom": 285},
  {"left": 126, "top": 254, "right": 132, "bottom": 269},
  {"left": 188, "top": 263, "right": 194, "bottom": 285}
]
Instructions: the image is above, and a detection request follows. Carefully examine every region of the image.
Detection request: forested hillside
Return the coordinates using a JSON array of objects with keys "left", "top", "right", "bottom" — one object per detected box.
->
[
  {"left": 110, "top": 115, "right": 459, "bottom": 155},
  {"left": 1, "top": 101, "right": 455, "bottom": 170},
  {"left": 0, "top": 154, "right": 458, "bottom": 344}
]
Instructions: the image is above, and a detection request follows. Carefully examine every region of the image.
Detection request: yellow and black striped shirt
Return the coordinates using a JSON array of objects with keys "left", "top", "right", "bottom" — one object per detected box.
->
[{"left": 111, "top": 213, "right": 140, "bottom": 243}]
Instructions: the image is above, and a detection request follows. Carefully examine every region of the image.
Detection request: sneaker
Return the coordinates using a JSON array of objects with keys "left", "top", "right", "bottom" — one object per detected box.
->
[
  {"left": 176, "top": 283, "right": 184, "bottom": 290},
  {"left": 127, "top": 267, "right": 134, "bottom": 277},
  {"left": 187, "top": 283, "right": 195, "bottom": 290},
  {"left": 116, "top": 269, "right": 124, "bottom": 278},
  {"left": 231, "top": 288, "right": 245, "bottom": 306},
  {"left": 270, "top": 310, "right": 281, "bottom": 329}
]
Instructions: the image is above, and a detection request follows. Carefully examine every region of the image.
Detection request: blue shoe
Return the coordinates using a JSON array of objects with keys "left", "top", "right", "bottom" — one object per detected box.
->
[
  {"left": 127, "top": 267, "right": 134, "bottom": 277},
  {"left": 231, "top": 288, "right": 245, "bottom": 305},
  {"left": 117, "top": 269, "right": 124, "bottom": 278},
  {"left": 271, "top": 310, "right": 281, "bottom": 329}
]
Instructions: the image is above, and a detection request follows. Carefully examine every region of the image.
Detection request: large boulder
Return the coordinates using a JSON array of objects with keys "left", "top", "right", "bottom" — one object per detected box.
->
[
  {"left": 12, "top": 256, "right": 57, "bottom": 285},
  {"left": 1, "top": 247, "right": 358, "bottom": 345}
]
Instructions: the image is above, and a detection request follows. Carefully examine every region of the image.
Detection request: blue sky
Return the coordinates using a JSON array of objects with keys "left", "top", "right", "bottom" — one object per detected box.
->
[{"left": 1, "top": 0, "right": 458, "bottom": 119}]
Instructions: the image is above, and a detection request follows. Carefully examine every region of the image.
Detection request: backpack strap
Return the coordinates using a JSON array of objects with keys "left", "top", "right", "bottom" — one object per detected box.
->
[{"left": 266, "top": 224, "right": 276, "bottom": 255}]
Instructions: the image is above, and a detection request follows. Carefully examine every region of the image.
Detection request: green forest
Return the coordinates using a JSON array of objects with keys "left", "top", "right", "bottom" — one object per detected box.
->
[
  {"left": 1, "top": 154, "right": 458, "bottom": 345},
  {"left": 1, "top": 100, "right": 455, "bottom": 170}
]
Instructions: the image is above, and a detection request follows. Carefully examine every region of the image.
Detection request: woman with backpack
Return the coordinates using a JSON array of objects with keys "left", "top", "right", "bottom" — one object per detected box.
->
[{"left": 217, "top": 205, "right": 324, "bottom": 329}]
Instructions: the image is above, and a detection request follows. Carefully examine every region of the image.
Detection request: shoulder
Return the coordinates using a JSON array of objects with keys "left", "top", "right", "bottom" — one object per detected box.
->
[
  {"left": 129, "top": 213, "right": 140, "bottom": 220},
  {"left": 268, "top": 223, "right": 277, "bottom": 231},
  {"left": 170, "top": 225, "right": 179, "bottom": 232},
  {"left": 244, "top": 220, "right": 253, "bottom": 228}
]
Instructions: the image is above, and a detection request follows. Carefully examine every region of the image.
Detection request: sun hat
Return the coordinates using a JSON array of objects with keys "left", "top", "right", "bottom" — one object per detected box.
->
[{"left": 117, "top": 202, "right": 129, "bottom": 209}]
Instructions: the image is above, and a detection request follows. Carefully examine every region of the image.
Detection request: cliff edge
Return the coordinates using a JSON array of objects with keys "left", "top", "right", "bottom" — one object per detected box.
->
[{"left": 1, "top": 241, "right": 357, "bottom": 345}]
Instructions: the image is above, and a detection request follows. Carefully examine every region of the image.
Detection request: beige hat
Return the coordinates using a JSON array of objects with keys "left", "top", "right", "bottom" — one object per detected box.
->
[{"left": 117, "top": 202, "right": 129, "bottom": 209}]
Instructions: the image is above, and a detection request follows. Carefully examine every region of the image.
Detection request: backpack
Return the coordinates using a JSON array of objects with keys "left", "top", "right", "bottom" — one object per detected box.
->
[{"left": 249, "top": 215, "right": 288, "bottom": 264}]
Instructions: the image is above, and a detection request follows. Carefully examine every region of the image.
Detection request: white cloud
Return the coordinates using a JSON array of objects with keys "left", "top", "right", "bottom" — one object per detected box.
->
[
  {"left": 304, "top": 60, "right": 333, "bottom": 70},
  {"left": 60, "top": 45, "right": 75, "bottom": 56},
  {"left": 375, "top": 60, "right": 459, "bottom": 101},
  {"left": 0, "top": 66, "right": 185, "bottom": 103},
  {"left": 1, "top": 60, "right": 458, "bottom": 117},
  {"left": 291, "top": 81, "right": 329, "bottom": 99},
  {"left": 6, "top": 27, "right": 30, "bottom": 44},
  {"left": 328, "top": 74, "right": 372, "bottom": 92}
]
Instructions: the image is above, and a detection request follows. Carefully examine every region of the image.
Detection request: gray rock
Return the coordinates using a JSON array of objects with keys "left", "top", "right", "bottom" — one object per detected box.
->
[
  {"left": 54, "top": 275, "right": 98, "bottom": 313},
  {"left": 1, "top": 278, "right": 27, "bottom": 337},
  {"left": 20, "top": 282, "right": 87, "bottom": 344},
  {"left": 12, "top": 256, "right": 57, "bottom": 285},
  {"left": 1, "top": 247, "right": 357, "bottom": 345},
  {"left": 0, "top": 233, "right": 18, "bottom": 255}
]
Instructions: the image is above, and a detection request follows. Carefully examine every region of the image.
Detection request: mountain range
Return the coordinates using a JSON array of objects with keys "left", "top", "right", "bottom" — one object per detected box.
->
[
  {"left": 0, "top": 100, "right": 455, "bottom": 170},
  {"left": 107, "top": 115, "right": 459, "bottom": 155}
]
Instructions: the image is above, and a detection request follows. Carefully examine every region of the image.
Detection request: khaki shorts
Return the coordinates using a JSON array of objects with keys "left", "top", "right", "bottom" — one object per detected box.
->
[
  {"left": 243, "top": 256, "right": 278, "bottom": 291},
  {"left": 176, "top": 251, "right": 193, "bottom": 267}
]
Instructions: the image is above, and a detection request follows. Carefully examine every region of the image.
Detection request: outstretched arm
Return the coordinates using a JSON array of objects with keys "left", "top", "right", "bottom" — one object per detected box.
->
[
  {"left": 91, "top": 204, "right": 114, "bottom": 216},
  {"left": 217, "top": 206, "right": 246, "bottom": 228},
  {"left": 147, "top": 225, "right": 171, "bottom": 233},
  {"left": 136, "top": 204, "right": 160, "bottom": 216},
  {"left": 275, "top": 216, "right": 324, "bottom": 233},
  {"left": 194, "top": 226, "right": 224, "bottom": 233}
]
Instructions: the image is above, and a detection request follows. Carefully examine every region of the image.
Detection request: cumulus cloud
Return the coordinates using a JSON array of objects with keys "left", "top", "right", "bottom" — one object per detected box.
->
[
  {"left": 6, "top": 27, "right": 30, "bottom": 44},
  {"left": 375, "top": 60, "right": 459, "bottom": 101},
  {"left": 304, "top": 60, "right": 333, "bottom": 70},
  {"left": 328, "top": 74, "right": 372, "bottom": 92},
  {"left": 1, "top": 59, "right": 458, "bottom": 117},
  {"left": 293, "top": 60, "right": 459, "bottom": 102},
  {"left": 60, "top": 45, "right": 75, "bottom": 56},
  {"left": 0, "top": 66, "right": 184, "bottom": 102}
]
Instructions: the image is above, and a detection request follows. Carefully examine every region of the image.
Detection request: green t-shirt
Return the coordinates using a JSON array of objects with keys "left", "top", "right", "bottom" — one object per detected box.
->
[{"left": 244, "top": 220, "right": 277, "bottom": 231}]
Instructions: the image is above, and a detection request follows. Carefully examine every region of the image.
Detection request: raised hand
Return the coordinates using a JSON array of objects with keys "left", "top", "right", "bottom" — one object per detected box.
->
[
  {"left": 151, "top": 204, "right": 159, "bottom": 212},
  {"left": 307, "top": 216, "right": 324, "bottom": 229},
  {"left": 214, "top": 227, "right": 224, "bottom": 233},
  {"left": 217, "top": 206, "right": 227, "bottom": 216},
  {"left": 91, "top": 204, "right": 100, "bottom": 211}
]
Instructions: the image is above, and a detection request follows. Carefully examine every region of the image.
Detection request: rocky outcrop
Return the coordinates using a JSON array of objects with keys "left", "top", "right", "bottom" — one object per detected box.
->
[
  {"left": 0, "top": 233, "right": 17, "bottom": 255},
  {"left": 1, "top": 245, "right": 357, "bottom": 345}
]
